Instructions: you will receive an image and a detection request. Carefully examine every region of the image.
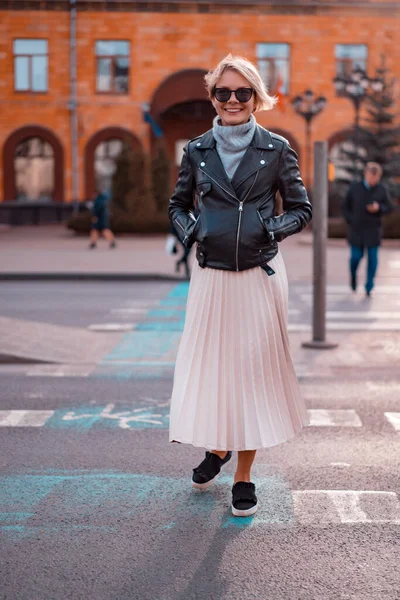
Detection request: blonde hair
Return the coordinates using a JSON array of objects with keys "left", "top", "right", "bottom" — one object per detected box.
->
[{"left": 204, "top": 54, "right": 277, "bottom": 112}]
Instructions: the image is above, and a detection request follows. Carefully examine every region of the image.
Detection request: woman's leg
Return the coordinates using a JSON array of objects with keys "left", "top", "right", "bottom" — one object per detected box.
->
[
  {"left": 235, "top": 450, "right": 257, "bottom": 483},
  {"left": 89, "top": 229, "right": 99, "bottom": 246},
  {"left": 212, "top": 450, "right": 228, "bottom": 459},
  {"left": 103, "top": 228, "right": 115, "bottom": 243}
]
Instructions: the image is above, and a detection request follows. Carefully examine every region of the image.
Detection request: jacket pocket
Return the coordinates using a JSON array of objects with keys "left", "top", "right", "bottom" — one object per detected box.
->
[
  {"left": 196, "top": 181, "right": 212, "bottom": 200},
  {"left": 256, "top": 209, "right": 273, "bottom": 243}
]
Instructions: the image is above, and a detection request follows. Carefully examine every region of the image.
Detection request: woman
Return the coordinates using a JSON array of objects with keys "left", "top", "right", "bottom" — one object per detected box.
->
[{"left": 168, "top": 54, "right": 312, "bottom": 517}]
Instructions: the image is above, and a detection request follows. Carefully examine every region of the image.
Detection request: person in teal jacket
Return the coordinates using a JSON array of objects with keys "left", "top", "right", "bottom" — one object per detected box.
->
[{"left": 89, "top": 189, "right": 116, "bottom": 249}]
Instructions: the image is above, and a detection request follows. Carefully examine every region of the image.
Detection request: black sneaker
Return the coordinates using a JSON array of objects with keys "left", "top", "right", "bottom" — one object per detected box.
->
[
  {"left": 192, "top": 451, "right": 232, "bottom": 489},
  {"left": 231, "top": 481, "right": 258, "bottom": 517},
  {"left": 89, "top": 242, "right": 97, "bottom": 249},
  {"left": 109, "top": 241, "right": 116, "bottom": 249},
  {"left": 351, "top": 274, "right": 357, "bottom": 292}
]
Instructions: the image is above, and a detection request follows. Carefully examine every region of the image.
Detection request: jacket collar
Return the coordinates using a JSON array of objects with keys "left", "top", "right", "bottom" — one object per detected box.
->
[
  {"left": 195, "top": 123, "right": 276, "bottom": 198},
  {"left": 196, "top": 123, "right": 276, "bottom": 151}
]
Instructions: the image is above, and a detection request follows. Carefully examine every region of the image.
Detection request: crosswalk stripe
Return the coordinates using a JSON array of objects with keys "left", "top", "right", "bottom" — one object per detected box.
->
[
  {"left": 326, "top": 311, "right": 400, "bottom": 319},
  {"left": 292, "top": 490, "right": 400, "bottom": 524},
  {"left": 1, "top": 407, "right": 399, "bottom": 430},
  {"left": 308, "top": 409, "right": 362, "bottom": 427},
  {"left": 88, "top": 323, "right": 135, "bottom": 331},
  {"left": 0, "top": 407, "right": 369, "bottom": 429},
  {"left": 384, "top": 412, "right": 400, "bottom": 431},
  {"left": 26, "top": 365, "right": 94, "bottom": 377},
  {"left": 0, "top": 410, "right": 54, "bottom": 427}
]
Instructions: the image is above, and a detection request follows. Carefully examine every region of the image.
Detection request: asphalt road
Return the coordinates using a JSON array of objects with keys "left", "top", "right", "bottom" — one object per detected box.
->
[{"left": 1, "top": 280, "right": 400, "bottom": 600}]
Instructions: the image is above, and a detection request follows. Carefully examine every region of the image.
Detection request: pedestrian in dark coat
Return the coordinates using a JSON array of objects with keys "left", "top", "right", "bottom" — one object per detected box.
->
[
  {"left": 342, "top": 162, "right": 393, "bottom": 296},
  {"left": 89, "top": 188, "right": 116, "bottom": 249}
]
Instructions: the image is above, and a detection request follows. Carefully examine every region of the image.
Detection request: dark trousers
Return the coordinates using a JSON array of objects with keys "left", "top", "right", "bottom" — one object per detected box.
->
[{"left": 350, "top": 245, "right": 379, "bottom": 293}]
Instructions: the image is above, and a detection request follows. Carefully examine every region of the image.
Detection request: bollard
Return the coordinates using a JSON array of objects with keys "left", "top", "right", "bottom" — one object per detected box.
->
[{"left": 302, "top": 141, "right": 338, "bottom": 350}]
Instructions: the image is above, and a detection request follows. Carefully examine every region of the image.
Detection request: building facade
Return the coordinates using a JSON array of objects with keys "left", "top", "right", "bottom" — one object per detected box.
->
[{"left": 0, "top": 0, "right": 399, "bottom": 205}]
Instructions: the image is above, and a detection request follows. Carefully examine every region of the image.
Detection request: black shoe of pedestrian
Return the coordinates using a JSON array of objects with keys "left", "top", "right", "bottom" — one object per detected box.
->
[
  {"left": 192, "top": 451, "right": 232, "bottom": 489},
  {"left": 366, "top": 289, "right": 372, "bottom": 298},
  {"left": 109, "top": 241, "right": 116, "bottom": 249},
  {"left": 351, "top": 275, "right": 357, "bottom": 291},
  {"left": 231, "top": 481, "right": 258, "bottom": 517},
  {"left": 89, "top": 242, "right": 97, "bottom": 249}
]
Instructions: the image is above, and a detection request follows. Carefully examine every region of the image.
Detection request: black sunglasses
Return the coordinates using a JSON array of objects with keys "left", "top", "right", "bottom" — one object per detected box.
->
[{"left": 213, "top": 87, "right": 254, "bottom": 103}]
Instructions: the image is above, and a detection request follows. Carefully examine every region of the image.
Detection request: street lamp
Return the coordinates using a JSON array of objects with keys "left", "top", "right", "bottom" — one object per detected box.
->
[
  {"left": 291, "top": 90, "right": 327, "bottom": 192},
  {"left": 333, "top": 67, "right": 383, "bottom": 174}
]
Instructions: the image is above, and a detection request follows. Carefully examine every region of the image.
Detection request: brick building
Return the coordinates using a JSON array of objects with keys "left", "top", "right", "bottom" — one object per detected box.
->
[{"left": 0, "top": 0, "right": 399, "bottom": 209}]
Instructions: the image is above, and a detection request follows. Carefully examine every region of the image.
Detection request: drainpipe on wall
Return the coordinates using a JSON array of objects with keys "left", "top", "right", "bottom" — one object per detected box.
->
[{"left": 69, "top": 0, "right": 79, "bottom": 213}]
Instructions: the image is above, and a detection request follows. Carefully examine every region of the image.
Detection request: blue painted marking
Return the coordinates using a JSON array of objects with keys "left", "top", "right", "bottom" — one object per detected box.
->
[
  {"left": 166, "top": 282, "right": 190, "bottom": 298},
  {"left": 1, "top": 470, "right": 294, "bottom": 539},
  {"left": 44, "top": 404, "right": 170, "bottom": 429},
  {"left": 147, "top": 308, "right": 184, "bottom": 319},
  {"left": 99, "top": 281, "right": 189, "bottom": 378},
  {"left": 102, "top": 331, "right": 181, "bottom": 361},
  {"left": 163, "top": 521, "right": 176, "bottom": 530},
  {"left": 93, "top": 365, "right": 175, "bottom": 380},
  {"left": 135, "top": 321, "right": 185, "bottom": 332},
  {"left": 159, "top": 298, "right": 187, "bottom": 307}
]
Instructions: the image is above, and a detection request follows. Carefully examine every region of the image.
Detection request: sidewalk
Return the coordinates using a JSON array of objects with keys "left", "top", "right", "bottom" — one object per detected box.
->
[{"left": 0, "top": 223, "right": 399, "bottom": 284}]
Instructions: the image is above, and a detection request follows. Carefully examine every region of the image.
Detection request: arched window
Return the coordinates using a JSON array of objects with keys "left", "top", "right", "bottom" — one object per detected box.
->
[
  {"left": 14, "top": 137, "right": 55, "bottom": 201},
  {"left": 94, "top": 138, "right": 124, "bottom": 192},
  {"left": 85, "top": 128, "right": 141, "bottom": 198},
  {"left": 3, "top": 126, "right": 64, "bottom": 202}
]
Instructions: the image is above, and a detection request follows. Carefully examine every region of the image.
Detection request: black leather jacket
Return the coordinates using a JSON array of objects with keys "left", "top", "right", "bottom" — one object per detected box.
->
[{"left": 168, "top": 124, "right": 312, "bottom": 272}]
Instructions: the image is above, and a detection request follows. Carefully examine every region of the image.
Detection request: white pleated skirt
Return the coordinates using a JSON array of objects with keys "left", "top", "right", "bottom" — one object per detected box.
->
[{"left": 169, "top": 251, "right": 309, "bottom": 451}]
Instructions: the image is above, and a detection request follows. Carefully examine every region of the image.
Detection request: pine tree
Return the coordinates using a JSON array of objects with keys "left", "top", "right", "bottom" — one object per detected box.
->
[
  {"left": 362, "top": 57, "right": 400, "bottom": 199},
  {"left": 336, "top": 56, "right": 400, "bottom": 199},
  {"left": 111, "top": 142, "right": 146, "bottom": 214},
  {"left": 151, "top": 142, "right": 171, "bottom": 213}
]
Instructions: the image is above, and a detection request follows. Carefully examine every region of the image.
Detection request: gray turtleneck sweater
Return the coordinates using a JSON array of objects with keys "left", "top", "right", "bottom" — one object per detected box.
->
[{"left": 212, "top": 114, "right": 256, "bottom": 181}]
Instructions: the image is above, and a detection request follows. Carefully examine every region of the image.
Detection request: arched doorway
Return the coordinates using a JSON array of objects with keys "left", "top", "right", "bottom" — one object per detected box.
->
[
  {"left": 149, "top": 69, "right": 216, "bottom": 186},
  {"left": 3, "top": 125, "right": 64, "bottom": 202},
  {"left": 85, "top": 127, "right": 142, "bottom": 199}
]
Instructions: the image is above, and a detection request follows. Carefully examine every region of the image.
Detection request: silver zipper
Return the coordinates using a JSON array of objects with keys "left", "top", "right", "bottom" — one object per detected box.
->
[{"left": 235, "top": 172, "right": 259, "bottom": 271}]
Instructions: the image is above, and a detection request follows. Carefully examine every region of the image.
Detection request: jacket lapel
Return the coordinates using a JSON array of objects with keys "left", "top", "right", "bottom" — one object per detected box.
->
[
  {"left": 195, "top": 124, "right": 276, "bottom": 200},
  {"left": 231, "top": 125, "right": 275, "bottom": 192},
  {"left": 195, "top": 129, "right": 238, "bottom": 199}
]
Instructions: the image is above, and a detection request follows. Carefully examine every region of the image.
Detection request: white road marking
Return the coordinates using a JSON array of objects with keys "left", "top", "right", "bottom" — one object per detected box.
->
[
  {"left": 88, "top": 323, "right": 135, "bottom": 331},
  {"left": 326, "top": 311, "right": 400, "bottom": 320},
  {"left": 299, "top": 285, "right": 400, "bottom": 294},
  {"left": 110, "top": 308, "right": 148, "bottom": 314},
  {"left": 307, "top": 409, "right": 362, "bottom": 427},
  {"left": 388, "top": 261, "right": 400, "bottom": 269},
  {"left": 26, "top": 364, "right": 94, "bottom": 377},
  {"left": 290, "top": 322, "right": 400, "bottom": 331},
  {"left": 293, "top": 490, "right": 400, "bottom": 524},
  {"left": 0, "top": 410, "right": 54, "bottom": 427},
  {"left": 330, "top": 462, "right": 351, "bottom": 468},
  {"left": 384, "top": 412, "right": 400, "bottom": 431}
]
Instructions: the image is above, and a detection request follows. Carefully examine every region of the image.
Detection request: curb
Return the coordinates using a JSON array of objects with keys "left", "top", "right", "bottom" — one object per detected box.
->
[{"left": 0, "top": 273, "right": 190, "bottom": 282}]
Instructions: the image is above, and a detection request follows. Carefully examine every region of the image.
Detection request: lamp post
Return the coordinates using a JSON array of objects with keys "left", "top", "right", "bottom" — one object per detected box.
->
[
  {"left": 291, "top": 90, "right": 327, "bottom": 192},
  {"left": 333, "top": 67, "right": 383, "bottom": 176}
]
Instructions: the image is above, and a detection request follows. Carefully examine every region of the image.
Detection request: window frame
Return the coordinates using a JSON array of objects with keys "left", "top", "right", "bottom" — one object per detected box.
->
[
  {"left": 95, "top": 40, "right": 130, "bottom": 95},
  {"left": 256, "top": 42, "right": 291, "bottom": 96},
  {"left": 335, "top": 43, "right": 368, "bottom": 79},
  {"left": 13, "top": 38, "right": 49, "bottom": 94}
]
